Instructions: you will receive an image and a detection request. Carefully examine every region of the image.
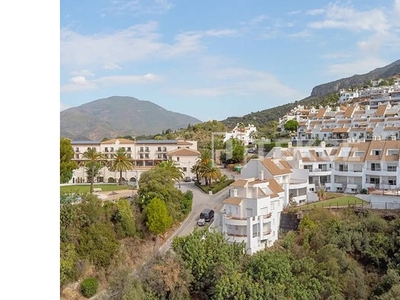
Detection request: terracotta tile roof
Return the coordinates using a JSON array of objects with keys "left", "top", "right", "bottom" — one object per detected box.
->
[
  {"left": 261, "top": 158, "right": 291, "bottom": 176},
  {"left": 384, "top": 126, "right": 400, "bottom": 131},
  {"left": 354, "top": 110, "right": 366, "bottom": 114},
  {"left": 223, "top": 197, "right": 243, "bottom": 205},
  {"left": 231, "top": 179, "right": 248, "bottom": 187},
  {"left": 332, "top": 127, "right": 350, "bottom": 133},
  {"left": 369, "top": 118, "right": 385, "bottom": 122},
  {"left": 266, "top": 179, "right": 284, "bottom": 198},
  {"left": 310, "top": 120, "right": 323, "bottom": 125},
  {"left": 344, "top": 106, "right": 356, "bottom": 118},
  {"left": 375, "top": 104, "right": 388, "bottom": 117},
  {"left": 387, "top": 117, "right": 400, "bottom": 121},
  {"left": 338, "top": 119, "right": 351, "bottom": 124},
  {"left": 350, "top": 127, "right": 366, "bottom": 131},
  {"left": 315, "top": 108, "right": 327, "bottom": 119},
  {"left": 177, "top": 140, "right": 194, "bottom": 145},
  {"left": 167, "top": 148, "right": 200, "bottom": 156},
  {"left": 101, "top": 138, "right": 135, "bottom": 144}
]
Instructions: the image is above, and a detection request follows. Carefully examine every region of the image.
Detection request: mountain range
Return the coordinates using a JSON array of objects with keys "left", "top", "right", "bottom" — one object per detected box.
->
[
  {"left": 60, "top": 60, "right": 400, "bottom": 140},
  {"left": 60, "top": 96, "right": 202, "bottom": 140}
]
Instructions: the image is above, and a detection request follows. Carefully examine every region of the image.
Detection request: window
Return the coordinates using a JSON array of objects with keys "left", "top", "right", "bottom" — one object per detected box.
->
[
  {"left": 158, "top": 154, "right": 162, "bottom": 159},
  {"left": 354, "top": 151, "right": 365, "bottom": 157},
  {"left": 145, "top": 147, "right": 149, "bottom": 152},
  {"left": 182, "top": 167, "right": 187, "bottom": 172},
  {"left": 110, "top": 147, "right": 114, "bottom": 152},
  {"left": 370, "top": 177, "right": 380, "bottom": 184},
  {"left": 371, "top": 149, "right": 381, "bottom": 155},
  {"left": 371, "top": 163, "right": 381, "bottom": 171},
  {"left": 140, "top": 154, "right": 144, "bottom": 159},
  {"left": 121, "top": 147, "right": 125, "bottom": 151},
  {"left": 145, "top": 154, "right": 149, "bottom": 159},
  {"left": 389, "top": 179, "right": 397, "bottom": 185},
  {"left": 303, "top": 165, "right": 312, "bottom": 171},
  {"left": 387, "top": 149, "right": 399, "bottom": 156},
  {"left": 127, "top": 147, "right": 131, "bottom": 152},
  {"left": 140, "top": 147, "right": 144, "bottom": 152},
  {"left": 388, "top": 165, "right": 397, "bottom": 172},
  {"left": 158, "top": 147, "right": 162, "bottom": 152},
  {"left": 163, "top": 147, "right": 167, "bottom": 151},
  {"left": 75, "top": 147, "right": 79, "bottom": 152},
  {"left": 177, "top": 157, "right": 180, "bottom": 162}
]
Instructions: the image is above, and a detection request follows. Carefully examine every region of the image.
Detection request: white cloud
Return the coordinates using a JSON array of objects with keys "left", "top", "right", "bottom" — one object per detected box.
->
[
  {"left": 70, "top": 70, "right": 95, "bottom": 77},
  {"left": 61, "top": 73, "right": 161, "bottom": 93},
  {"left": 307, "top": 4, "right": 389, "bottom": 34},
  {"left": 169, "top": 67, "right": 304, "bottom": 100},
  {"left": 102, "top": 0, "right": 173, "bottom": 16},
  {"left": 325, "top": 57, "right": 390, "bottom": 77},
  {"left": 306, "top": 9, "right": 325, "bottom": 16},
  {"left": 61, "top": 22, "right": 236, "bottom": 69},
  {"left": 395, "top": 0, "right": 400, "bottom": 17},
  {"left": 102, "top": 63, "right": 121, "bottom": 70}
]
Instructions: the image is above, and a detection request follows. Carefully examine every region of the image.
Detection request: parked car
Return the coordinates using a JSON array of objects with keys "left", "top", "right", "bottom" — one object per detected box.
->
[
  {"left": 199, "top": 209, "right": 214, "bottom": 222},
  {"left": 248, "top": 148, "right": 254, "bottom": 153},
  {"left": 184, "top": 176, "right": 191, "bottom": 182},
  {"left": 197, "top": 217, "right": 206, "bottom": 226},
  {"left": 192, "top": 176, "right": 198, "bottom": 181}
]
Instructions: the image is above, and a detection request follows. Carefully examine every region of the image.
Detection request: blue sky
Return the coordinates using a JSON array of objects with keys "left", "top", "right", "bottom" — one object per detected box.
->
[{"left": 60, "top": 0, "right": 400, "bottom": 122}]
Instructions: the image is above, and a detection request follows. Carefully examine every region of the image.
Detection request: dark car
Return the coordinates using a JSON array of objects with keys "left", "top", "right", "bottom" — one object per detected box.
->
[
  {"left": 184, "top": 176, "right": 191, "bottom": 182},
  {"left": 199, "top": 209, "right": 214, "bottom": 222}
]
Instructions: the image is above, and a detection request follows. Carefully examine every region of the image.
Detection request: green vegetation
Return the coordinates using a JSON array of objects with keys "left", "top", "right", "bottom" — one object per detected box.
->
[
  {"left": 60, "top": 184, "right": 131, "bottom": 193},
  {"left": 60, "top": 138, "right": 78, "bottom": 183},
  {"left": 145, "top": 198, "right": 173, "bottom": 235},
  {"left": 195, "top": 179, "right": 235, "bottom": 194},
  {"left": 300, "top": 195, "right": 368, "bottom": 210},
  {"left": 109, "top": 147, "right": 135, "bottom": 185},
  {"left": 82, "top": 147, "right": 107, "bottom": 194},
  {"left": 284, "top": 119, "right": 299, "bottom": 132},
  {"left": 80, "top": 277, "right": 99, "bottom": 298}
]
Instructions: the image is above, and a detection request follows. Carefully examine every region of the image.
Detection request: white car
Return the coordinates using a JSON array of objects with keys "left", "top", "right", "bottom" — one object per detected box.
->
[{"left": 197, "top": 218, "right": 206, "bottom": 226}]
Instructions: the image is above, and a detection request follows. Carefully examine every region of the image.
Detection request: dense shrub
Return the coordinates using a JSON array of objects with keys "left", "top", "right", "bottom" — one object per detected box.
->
[{"left": 80, "top": 277, "right": 99, "bottom": 298}]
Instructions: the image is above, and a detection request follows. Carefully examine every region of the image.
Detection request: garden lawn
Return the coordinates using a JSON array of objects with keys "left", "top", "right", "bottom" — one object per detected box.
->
[
  {"left": 60, "top": 184, "right": 132, "bottom": 194},
  {"left": 302, "top": 195, "right": 368, "bottom": 209}
]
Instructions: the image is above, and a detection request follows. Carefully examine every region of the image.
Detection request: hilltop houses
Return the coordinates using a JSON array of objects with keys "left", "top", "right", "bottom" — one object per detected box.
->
[{"left": 223, "top": 123, "right": 257, "bottom": 146}]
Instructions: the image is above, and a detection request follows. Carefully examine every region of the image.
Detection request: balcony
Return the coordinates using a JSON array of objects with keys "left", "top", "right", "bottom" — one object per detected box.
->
[{"left": 224, "top": 215, "right": 247, "bottom": 226}]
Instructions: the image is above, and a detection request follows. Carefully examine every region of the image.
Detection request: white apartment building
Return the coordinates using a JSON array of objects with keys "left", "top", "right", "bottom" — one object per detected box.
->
[
  {"left": 240, "top": 156, "right": 314, "bottom": 205},
  {"left": 266, "top": 140, "right": 400, "bottom": 194},
  {"left": 70, "top": 138, "right": 199, "bottom": 184},
  {"left": 292, "top": 103, "right": 400, "bottom": 144},
  {"left": 223, "top": 123, "right": 257, "bottom": 146},
  {"left": 221, "top": 176, "right": 285, "bottom": 254}
]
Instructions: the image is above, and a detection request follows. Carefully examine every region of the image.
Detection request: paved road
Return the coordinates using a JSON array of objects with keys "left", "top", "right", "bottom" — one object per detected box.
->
[{"left": 159, "top": 180, "right": 230, "bottom": 253}]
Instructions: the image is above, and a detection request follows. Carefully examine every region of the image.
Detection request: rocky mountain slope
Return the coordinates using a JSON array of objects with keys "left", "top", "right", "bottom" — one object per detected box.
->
[
  {"left": 60, "top": 96, "right": 202, "bottom": 140},
  {"left": 222, "top": 59, "right": 400, "bottom": 128}
]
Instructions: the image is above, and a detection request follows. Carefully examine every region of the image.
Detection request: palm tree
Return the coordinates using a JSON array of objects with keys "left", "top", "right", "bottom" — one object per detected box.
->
[
  {"left": 82, "top": 147, "right": 107, "bottom": 194},
  {"left": 157, "top": 160, "right": 184, "bottom": 183},
  {"left": 109, "top": 148, "right": 135, "bottom": 185},
  {"left": 317, "top": 185, "right": 326, "bottom": 201},
  {"left": 198, "top": 162, "right": 222, "bottom": 186}
]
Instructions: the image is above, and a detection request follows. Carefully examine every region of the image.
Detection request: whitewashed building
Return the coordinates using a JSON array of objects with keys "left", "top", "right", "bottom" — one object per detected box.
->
[
  {"left": 221, "top": 177, "right": 285, "bottom": 254},
  {"left": 70, "top": 138, "right": 199, "bottom": 184},
  {"left": 223, "top": 123, "right": 257, "bottom": 146}
]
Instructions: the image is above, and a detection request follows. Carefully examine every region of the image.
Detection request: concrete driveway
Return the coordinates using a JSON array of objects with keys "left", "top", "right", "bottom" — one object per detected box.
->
[{"left": 159, "top": 181, "right": 230, "bottom": 253}]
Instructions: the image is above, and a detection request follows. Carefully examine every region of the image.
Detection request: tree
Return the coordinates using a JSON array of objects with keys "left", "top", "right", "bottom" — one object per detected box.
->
[
  {"left": 60, "top": 138, "right": 78, "bottom": 183},
  {"left": 145, "top": 198, "right": 173, "bottom": 235},
  {"left": 156, "top": 160, "right": 183, "bottom": 183},
  {"left": 224, "top": 138, "right": 245, "bottom": 164},
  {"left": 82, "top": 147, "right": 106, "bottom": 193},
  {"left": 109, "top": 147, "right": 134, "bottom": 185},
  {"left": 317, "top": 185, "right": 326, "bottom": 201},
  {"left": 284, "top": 119, "right": 299, "bottom": 133}
]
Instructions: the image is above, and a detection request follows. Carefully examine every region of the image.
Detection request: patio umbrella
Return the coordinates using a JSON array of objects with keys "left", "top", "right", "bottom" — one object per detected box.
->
[{"left": 108, "top": 191, "right": 118, "bottom": 201}]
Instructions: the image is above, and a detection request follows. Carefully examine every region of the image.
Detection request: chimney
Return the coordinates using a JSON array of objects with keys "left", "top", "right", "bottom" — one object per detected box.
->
[{"left": 259, "top": 170, "right": 264, "bottom": 181}]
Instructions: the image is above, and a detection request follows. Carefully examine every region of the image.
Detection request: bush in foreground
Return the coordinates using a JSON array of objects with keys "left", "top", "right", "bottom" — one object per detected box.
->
[{"left": 80, "top": 277, "right": 99, "bottom": 298}]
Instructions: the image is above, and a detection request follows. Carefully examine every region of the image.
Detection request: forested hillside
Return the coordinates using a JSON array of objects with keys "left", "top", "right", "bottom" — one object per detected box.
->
[{"left": 61, "top": 200, "right": 400, "bottom": 299}]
